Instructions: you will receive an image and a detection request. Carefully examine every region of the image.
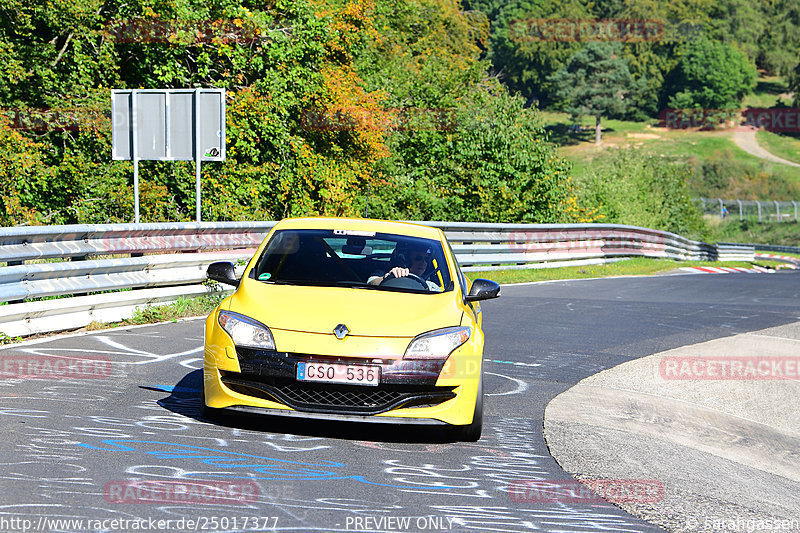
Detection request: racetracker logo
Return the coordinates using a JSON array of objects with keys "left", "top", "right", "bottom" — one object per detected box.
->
[
  {"left": 660, "top": 356, "right": 800, "bottom": 380},
  {"left": 659, "top": 108, "right": 800, "bottom": 132},
  {"left": 742, "top": 108, "right": 800, "bottom": 132},
  {"left": 506, "top": 230, "right": 666, "bottom": 253},
  {"left": 509, "top": 479, "right": 664, "bottom": 504},
  {"left": 1, "top": 355, "right": 112, "bottom": 380},
  {"left": 1, "top": 107, "right": 108, "bottom": 132},
  {"left": 509, "top": 18, "right": 664, "bottom": 42},
  {"left": 104, "top": 480, "right": 259, "bottom": 504}
]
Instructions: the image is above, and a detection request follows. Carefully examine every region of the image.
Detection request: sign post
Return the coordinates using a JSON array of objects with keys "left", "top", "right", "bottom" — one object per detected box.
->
[{"left": 111, "top": 88, "right": 225, "bottom": 222}]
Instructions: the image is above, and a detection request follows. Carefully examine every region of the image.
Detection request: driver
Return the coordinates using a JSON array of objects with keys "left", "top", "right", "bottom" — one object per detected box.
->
[{"left": 368, "top": 245, "right": 441, "bottom": 291}]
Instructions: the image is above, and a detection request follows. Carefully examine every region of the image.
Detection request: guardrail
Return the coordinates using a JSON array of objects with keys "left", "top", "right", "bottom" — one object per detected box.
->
[
  {"left": 1, "top": 222, "right": 754, "bottom": 337},
  {"left": 720, "top": 242, "right": 800, "bottom": 255}
]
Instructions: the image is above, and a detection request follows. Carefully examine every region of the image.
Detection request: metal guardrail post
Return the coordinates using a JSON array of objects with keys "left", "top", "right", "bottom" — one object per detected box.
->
[
  {"left": 719, "top": 198, "right": 724, "bottom": 219},
  {"left": 7, "top": 260, "right": 24, "bottom": 304},
  {"left": 737, "top": 199, "right": 743, "bottom": 221},
  {"left": 756, "top": 201, "right": 762, "bottom": 222},
  {"left": 793, "top": 201, "right": 798, "bottom": 222},
  {"left": 775, "top": 200, "right": 780, "bottom": 222}
]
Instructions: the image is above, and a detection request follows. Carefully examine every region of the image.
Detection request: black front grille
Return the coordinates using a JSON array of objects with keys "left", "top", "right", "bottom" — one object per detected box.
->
[
  {"left": 234, "top": 347, "right": 446, "bottom": 385},
  {"left": 220, "top": 372, "right": 456, "bottom": 415}
]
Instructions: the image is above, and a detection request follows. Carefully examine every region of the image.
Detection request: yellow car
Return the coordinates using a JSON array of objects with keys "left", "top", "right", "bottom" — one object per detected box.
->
[{"left": 203, "top": 217, "right": 500, "bottom": 441}]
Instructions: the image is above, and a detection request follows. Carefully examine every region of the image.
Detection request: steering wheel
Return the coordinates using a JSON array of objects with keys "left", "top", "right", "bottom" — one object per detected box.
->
[{"left": 380, "top": 272, "right": 429, "bottom": 290}]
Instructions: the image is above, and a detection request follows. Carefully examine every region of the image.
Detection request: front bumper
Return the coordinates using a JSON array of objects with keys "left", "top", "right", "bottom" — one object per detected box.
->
[
  {"left": 204, "top": 318, "right": 482, "bottom": 426},
  {"left": 214, "top": 404, "right": 451, "bottom": 425}
]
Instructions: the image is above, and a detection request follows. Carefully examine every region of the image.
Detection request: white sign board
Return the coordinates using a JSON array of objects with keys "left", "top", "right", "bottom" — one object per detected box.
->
[{"left": 111, "top": 88, "right": 226, "bottom": 221}]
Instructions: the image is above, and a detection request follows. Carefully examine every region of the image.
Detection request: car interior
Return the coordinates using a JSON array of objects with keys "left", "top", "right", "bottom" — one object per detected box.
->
[{"left": 252, "top": 230, "right": 451, "bottom": 291}]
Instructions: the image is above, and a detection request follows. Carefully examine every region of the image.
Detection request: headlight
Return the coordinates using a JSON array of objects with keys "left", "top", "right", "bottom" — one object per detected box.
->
[
  {"left": 218, "top": 311, "right": 275, "bottom": 350},
  {"left": 404, "top": 326, "right": 471, "bottom": 359}
]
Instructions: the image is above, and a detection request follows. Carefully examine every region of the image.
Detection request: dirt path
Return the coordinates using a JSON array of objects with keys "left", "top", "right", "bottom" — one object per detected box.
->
[{"left": 732, "top": 128, "right": 800, "bottom": 167}]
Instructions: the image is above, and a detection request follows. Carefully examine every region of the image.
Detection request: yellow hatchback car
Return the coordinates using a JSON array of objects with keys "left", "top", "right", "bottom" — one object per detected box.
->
[{"left": 203, "top": 218, "right": 500, "bottom": 440}]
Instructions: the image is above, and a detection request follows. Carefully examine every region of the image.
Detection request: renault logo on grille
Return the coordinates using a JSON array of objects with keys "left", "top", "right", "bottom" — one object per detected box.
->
[{"left": 333, "top": 324, "right": 349, "bottom": 340}]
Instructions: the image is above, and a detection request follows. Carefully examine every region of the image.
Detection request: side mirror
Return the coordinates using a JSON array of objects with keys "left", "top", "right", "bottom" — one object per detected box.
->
[
  {"left": 207, "top": 261, "right": 239, "bottom": 287},
  {"left": 465, "top": 278, "right": 500, "bottom": 302}
]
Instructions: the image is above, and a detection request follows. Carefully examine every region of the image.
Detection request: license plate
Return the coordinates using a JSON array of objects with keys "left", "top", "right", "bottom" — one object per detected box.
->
[{"left": 297, "top": 362, "right": 380, "bottom": 386}]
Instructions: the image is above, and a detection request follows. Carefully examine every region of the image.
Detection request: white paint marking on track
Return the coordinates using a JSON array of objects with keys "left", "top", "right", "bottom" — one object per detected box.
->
[
  {"left": 94, "top": 336, "right": 203, "bottom": 364},
  {"left": 19, "top": 345, "right": 203, "bottom": 365},
  {"left": 0, "top": 316, "right": 206, "bottom": 351},
  {"left": 485, "top": 372, "right": 529, "bottom": 397}
]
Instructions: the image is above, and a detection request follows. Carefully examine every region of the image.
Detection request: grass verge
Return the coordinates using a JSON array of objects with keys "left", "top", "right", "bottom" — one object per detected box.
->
[
  {"left": 466, "top": 257, "right": 763, "bottom": 284},
  {"left": 705, "top": 220, "right": 800, "bottom": 247},
  {"left": 754, "top": 130, "right": 800, "bottom": 164},
  {"left": 84, "top": 292, "right": 228, "bottom": 331}
]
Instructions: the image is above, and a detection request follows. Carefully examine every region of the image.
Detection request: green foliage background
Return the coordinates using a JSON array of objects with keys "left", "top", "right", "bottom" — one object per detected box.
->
[
  {"left": 0, "top": 0, "right": 588, "bottom": 227},
  {"left": 469, "top": 0, "right": 795, "bottom": 110},
  {"left": 1, "top": 0, "right": 791, "bottom": 239}
]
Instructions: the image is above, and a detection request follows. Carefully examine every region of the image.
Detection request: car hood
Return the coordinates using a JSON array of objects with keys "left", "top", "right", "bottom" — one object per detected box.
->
[{"left": 228, "top": 279, "right": 463, "bottom": 338}]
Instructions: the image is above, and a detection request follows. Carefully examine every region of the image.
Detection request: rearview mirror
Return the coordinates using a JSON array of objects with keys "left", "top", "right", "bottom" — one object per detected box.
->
[
  {"left": 465, "top": 278, "right": 500, "bottom": 302},
  {"left": 207, "top": 262, "right": 239, "bottom": 287}
]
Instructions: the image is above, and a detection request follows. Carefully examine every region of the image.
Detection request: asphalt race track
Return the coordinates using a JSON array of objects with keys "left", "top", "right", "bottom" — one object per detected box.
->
[{"left": 0, "top": 272, "right": 798, "bottom": 533}]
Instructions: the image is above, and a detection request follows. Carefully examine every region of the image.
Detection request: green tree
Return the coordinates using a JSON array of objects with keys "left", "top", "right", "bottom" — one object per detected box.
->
[
  {"left": 549, "top": 42, "right": 644, "bottom": 144},
  {"left": 467, "top": 0, "right": 589, "bottom": 107},
  {"left": 584, "top": 0, "right": 714, "bottom": 119},
  {"left": 756, "top": 0, "right": 800, "bottom": 76},
  {"left": 664, "top": 37, "right": 757, "bottom": 110},
  {"left": 371, "top": 83, "right": 590, "bottom": 223},
  {"left": 706, "top": 0, "right": 766, "bottom": 68},
  {"left": 0, "top": 0, "right": 390, "bottom": 223},
  {"left": 355, "top": 0, "right": 588, "bottom": 224},
  {"left": 707, "top": 0, "right": 800, "bottom": 76},
  {"left": 792, "top": 62, "right": 800, "bottom": 107}
]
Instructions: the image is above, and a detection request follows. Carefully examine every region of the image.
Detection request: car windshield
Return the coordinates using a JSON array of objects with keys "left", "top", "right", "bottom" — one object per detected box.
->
[{"left": 251, "top": 229, "right": 454, "bottom": 293}]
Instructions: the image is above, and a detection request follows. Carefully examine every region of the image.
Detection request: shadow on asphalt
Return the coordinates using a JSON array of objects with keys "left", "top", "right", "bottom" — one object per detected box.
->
[{"left": 144, "top": 370, "right": 466, "bottom": 444}]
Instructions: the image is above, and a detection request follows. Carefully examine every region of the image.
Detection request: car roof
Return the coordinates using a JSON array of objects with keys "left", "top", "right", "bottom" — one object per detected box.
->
[{"left": 273, "top": 217, "right": 444, "bottom": 240}]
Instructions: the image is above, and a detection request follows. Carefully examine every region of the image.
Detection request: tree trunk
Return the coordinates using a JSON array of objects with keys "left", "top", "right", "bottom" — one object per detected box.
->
[{"left": 595, "top": 114, "right": 602, "bottom": 144}]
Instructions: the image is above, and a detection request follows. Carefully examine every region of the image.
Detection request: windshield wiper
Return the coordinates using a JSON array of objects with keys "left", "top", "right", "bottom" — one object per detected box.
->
[
  {"left": 263, "top": 279, "right": 329, "bottom": 286},
  {"left": 334, "top": 281, "right": 378, "bottom": 289},
  {"left": 263, "top": 279, "right": 377, "bottom": 288},
  {"left": 262, "top": 279, "right": 428, "bottom": 291}
]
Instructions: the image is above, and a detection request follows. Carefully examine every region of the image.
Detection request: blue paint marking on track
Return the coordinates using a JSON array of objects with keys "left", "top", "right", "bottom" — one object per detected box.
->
[
  {"left": 147, "top": 385, "right": 175, "bottom": 392},
  {"left": 77, "top": 439, "right": 461, "bottom": 489},
  {"left": 146, "top": 385, "right": 203, "bottom": 394}
]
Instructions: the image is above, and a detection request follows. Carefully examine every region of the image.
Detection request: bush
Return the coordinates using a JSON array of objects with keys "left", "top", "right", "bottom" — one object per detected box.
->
[
  {"left": 0, "top": 121, "right": 52, "bottom": 226},
  {"left": 578, "top": 148, "right": 706, "bottom": 238},
  {"left": 687, "top": 152, "right": 800, "bottom": 200}
]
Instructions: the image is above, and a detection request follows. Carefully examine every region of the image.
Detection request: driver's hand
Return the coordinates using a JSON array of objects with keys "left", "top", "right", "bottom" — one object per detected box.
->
[{"left": 386, "top": 266, "right": 409, "bottom": 279}]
